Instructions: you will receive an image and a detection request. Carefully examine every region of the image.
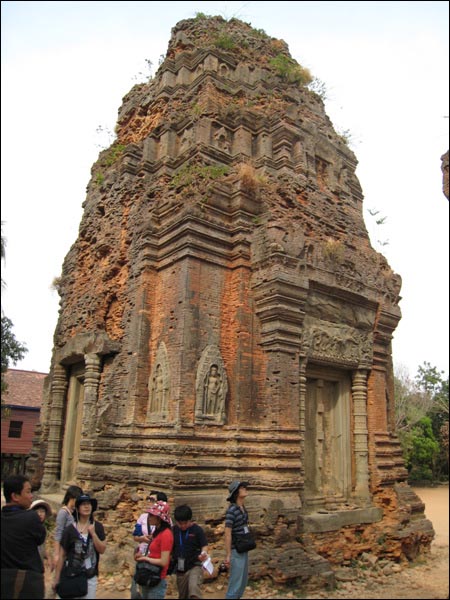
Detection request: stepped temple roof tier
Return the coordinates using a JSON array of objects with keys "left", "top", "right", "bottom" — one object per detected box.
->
[{"left": 29, "top": 15, "right": 433, "bottom": 585}]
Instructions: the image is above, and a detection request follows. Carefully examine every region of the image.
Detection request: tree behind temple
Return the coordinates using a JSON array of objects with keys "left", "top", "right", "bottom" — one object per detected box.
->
[
  {"left": 1, "top": 225, "right": 28, "bottom": 411},
  {"left": 395, "top": 362, "right": 449, "bottom": 481}
]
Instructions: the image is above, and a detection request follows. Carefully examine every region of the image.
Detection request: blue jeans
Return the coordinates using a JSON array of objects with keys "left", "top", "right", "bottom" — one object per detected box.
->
[
  {"left": 139, "top": 577, "right": 167, "bottom": 599},
  {"left": 130, "top": 575, "right": 141, "bottom": 599},
  {"left": 225, "top": 549, "right": 248, "bottom": 599},
  {"left": 80, "top": 575, "right": 98, "bottom": 599}
]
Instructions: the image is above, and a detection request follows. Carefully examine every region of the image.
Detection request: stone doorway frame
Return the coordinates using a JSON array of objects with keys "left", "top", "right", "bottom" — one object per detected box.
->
[
  {"left": 303, "top": 365, "right": 352, "bottom": 509},
  {"left": 300, "top": 362, "right": 371, "bottom": 511},
  {"left": 60, "top": 363, "right": 85, "bottom": 483}
]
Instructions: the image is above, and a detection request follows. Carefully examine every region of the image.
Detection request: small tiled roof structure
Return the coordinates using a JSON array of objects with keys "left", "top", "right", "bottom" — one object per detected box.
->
[
  {"left": 2, "top": 369, "right": 48, "bottom": 476},
  {"left": 3, "top": 369, "right": 47, "bottom": 408}
]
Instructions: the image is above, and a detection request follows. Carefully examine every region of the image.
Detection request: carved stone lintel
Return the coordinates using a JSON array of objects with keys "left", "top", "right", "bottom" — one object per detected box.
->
[{"left": 303, "top": 320, "right": 373, "bottom": 368}]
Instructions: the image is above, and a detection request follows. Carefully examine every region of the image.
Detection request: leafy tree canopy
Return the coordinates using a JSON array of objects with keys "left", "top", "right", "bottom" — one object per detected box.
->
[
  {"left": 395, "top": 362, "right": 449, "bottom": 482},
  {"left": 1, "top": 315, "right": 27, "bottom": 393},
  {"left": 1, "top": 225, "right": 28, "bottom": 402}
]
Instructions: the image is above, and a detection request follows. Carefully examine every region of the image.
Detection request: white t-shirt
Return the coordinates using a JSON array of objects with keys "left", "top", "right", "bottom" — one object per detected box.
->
[{"left": 134, "top": 513, "right": 155, "bottom": 554}]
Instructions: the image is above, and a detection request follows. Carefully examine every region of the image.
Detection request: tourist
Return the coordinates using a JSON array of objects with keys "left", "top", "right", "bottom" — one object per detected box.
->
[
  {"left": 134, "top": 500, "right": 173, "bottom": 599},
  {"left": 30, "top": 499, "right": 52, "bottom": 567},
  {"left": 54, "top": 493, "right": 106, "bottom": 599},
  {"left": 1, "top": 474, "right": 47, "bottom": 599},
  {"left": 171, "top": 504, "right": 209, "bottom": 599},
  {"left": 131, "top": 491, "right": 169, "bottom": 599},
  {"left": 224, "top": 480, "right": 252, "bottom": 600},
  {"left": 53, "top": 484, "right": 83, "bottom": 570},
  {"left": 30, "top": 499, "right": 54, "bottom": 598}
]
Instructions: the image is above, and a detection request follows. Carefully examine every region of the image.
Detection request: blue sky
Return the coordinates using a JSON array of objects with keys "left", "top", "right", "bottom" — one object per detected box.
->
[{"left": 1, "top": 1, "right": 449, "bottom": 376}]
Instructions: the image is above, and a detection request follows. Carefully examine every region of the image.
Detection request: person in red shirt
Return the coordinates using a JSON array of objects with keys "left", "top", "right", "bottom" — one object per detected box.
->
[{"left": 134, "top": 500, "right": 174, "bottom": 599}]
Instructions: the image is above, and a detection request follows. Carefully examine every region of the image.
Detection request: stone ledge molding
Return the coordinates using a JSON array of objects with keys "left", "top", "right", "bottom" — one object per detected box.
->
[{"left": 299, "top": 506, "right": 383, "bottom": 533}]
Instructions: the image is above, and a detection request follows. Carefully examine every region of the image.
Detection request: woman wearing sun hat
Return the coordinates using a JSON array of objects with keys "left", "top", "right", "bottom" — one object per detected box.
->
[
  {"left": 30, "top": 498, "right": 53, "bottom": 597},
  {"left": 130, "top": 491, "right": 170, "bottom": 599},
  {"left": 30, "top": 500, "right": 53, "bottom": 596},
  {"left": 134, "top": 500, "right": 174, "bottom": 599},
  {"left": 30, "top": 499, "right": 52, "bottom": 564},
  {"left": 53, "top": 493, "right": 106, "bottom": 599}
]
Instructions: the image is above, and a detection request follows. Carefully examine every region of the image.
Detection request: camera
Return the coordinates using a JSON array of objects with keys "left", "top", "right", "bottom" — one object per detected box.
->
[{"left": 218, "top": 562, "right": 228, "bottom": 573}]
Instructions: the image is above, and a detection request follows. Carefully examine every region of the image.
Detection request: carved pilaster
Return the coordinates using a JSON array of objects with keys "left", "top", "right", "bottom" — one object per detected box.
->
[
  {"left": 299, "top": 356, "right": 307, "bottom": 481},
  {"left": 253, "top": 274, "right": 307, "bottom": 352},
  {"left": 352, "top": 368, "right": 370, "bottom": 501},
  {"left": 42, "top": 364, "right": 68, "bottom": 490},
  {"left": 83, "top": 353, "right": 101, "bottom": 436},
  {"left": 373, "top": 307, "right": 401, "bottom": 370}
]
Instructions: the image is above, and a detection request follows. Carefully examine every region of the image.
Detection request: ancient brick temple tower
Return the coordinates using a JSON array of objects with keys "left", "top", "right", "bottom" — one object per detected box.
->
[{"left": 31, "top": 15, "right": 433, "bottom": 581}]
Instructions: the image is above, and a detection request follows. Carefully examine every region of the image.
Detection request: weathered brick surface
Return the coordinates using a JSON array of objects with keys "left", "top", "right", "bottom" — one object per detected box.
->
[{"left": 28, "top": 15, "right": 432, "bottom": 585}]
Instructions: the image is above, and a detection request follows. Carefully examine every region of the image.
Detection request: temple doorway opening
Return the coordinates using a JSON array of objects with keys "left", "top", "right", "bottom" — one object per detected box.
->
[
  {"left": 61, "top": 364, "right": 84, "bottom": 482},
  {"left": 304, "top": 366, "right": 352, "bottom": 509}
]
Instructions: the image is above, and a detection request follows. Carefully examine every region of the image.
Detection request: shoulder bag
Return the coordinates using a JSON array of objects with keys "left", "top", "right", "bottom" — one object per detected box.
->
[
  {"left": 134, "top": 532, "right": 162, "bottom": 588},
  {"left": 233, "top": 530, "right": 256, "bottom": 553},
  {"left": 55, "top": 564, "right": 88, "bottom": 599},
  {"left": 134, "top": 562, "right": 162, "bottom": 587}
]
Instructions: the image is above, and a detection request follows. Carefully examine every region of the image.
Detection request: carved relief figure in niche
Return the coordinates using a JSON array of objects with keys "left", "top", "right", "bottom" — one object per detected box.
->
[
  {"left": 152, "top": 364, "right": 165, "bottom": 413},
  {"left": 180, "top": 128, "right": 193, "bottom": 153},
  {"left": 315, "top": 156, "right": 329, "bottom": 189},
  {"left": 195, "top": 345, "right": 228, "bottom": 423},
  {"left": 259, "top": 132, "right": 270, "bottom": 158},
  {"left": 148, "top": 342, "right": 170, "bottom": 419},
  {"left": 339, "top": 166, "right": 349, "bottom": 187},
  {"left": 213, "top": 126, "right": 230, "bottom": 152},
  {"left": 203, "top": 364, "right": 223, "bottom": 415},
  {"left": 292, "top": 140, "right": 303, "bottom": 164}
]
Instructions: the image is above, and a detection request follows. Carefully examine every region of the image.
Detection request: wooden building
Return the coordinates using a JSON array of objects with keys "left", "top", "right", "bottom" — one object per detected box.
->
[{"left": 1, "top": 369, "right": 46, "bottom": 479}]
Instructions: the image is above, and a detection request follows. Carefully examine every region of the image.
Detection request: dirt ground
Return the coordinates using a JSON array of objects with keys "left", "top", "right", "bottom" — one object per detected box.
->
[{"left": 57, "top": 485, "right": 449, "bottom": 600}]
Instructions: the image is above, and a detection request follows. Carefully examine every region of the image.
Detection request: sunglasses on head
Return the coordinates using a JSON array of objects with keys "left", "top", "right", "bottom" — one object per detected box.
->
[{"left": 148, "top": 496, "right": 156, "bottom": 502}]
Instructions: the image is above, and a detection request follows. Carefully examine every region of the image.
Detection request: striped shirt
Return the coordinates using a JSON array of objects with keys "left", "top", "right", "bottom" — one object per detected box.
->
[{"left": 225, "top": 503, "right": 249, "bottom": 548}]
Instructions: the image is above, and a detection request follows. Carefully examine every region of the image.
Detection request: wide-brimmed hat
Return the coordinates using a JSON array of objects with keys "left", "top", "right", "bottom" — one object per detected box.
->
[
  {"left": 146, "top": 500, "right": 172, "bottom": 524},
  {"left": 30, "top": 499, "right": 52, "bottom": 518},
  {"left": 226, "top": 480, "right": 250, "bottom": 502},
  {"left": 75, "top": 494, "right": 98, "bottom": 512}
]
